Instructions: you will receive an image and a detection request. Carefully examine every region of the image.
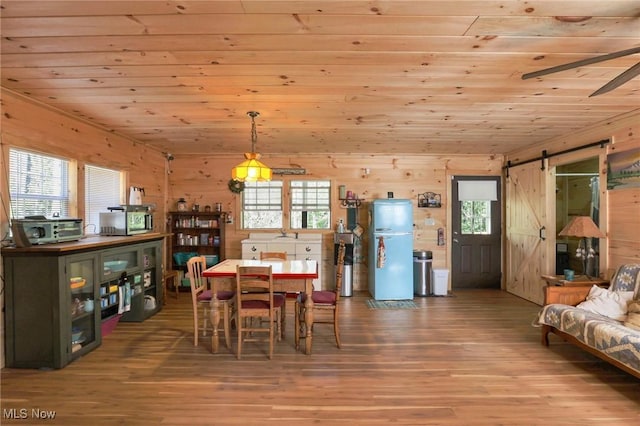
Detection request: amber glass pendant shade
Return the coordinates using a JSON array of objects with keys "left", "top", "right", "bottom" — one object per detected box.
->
[
  {"left": 231, "top": 111, "right": 271, "bottom": 182},
  {"left": 231, "top": 152, "right": 272, "bottom": 182}
]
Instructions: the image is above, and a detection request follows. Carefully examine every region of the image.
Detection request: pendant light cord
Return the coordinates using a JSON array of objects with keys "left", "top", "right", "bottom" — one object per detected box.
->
[{"left": 248, "top": 111, "right": 259, "bottom": 153}]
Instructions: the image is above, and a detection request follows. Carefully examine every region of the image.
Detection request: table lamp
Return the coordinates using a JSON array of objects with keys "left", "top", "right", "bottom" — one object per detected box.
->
[{"left": 558, "top": 216, "right": 605, "bottom": 278}]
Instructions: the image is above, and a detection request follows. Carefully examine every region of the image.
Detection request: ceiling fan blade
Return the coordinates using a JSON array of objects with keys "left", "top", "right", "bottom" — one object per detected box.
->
[
  {"left": 522, "top": 46, "right": 640, "bottom": 80},
  {"left": 589, "top": 61, "right": 640, "bottom": 97}
]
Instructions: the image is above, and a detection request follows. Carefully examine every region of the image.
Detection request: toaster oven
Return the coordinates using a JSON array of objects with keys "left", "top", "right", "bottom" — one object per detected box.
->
[
  {"left": 100, "top": 206, "right": 153, "bottom": 236},
  {"left": 11, "top": 217, "right": 83, "bottom": 246}
]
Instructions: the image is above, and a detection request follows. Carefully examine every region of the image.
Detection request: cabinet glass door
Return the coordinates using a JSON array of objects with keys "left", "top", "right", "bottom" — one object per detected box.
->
[
  {"left": 101, "top": 248, "right": 139, "bottom": 280},
  {"left": 68, "top": 256, "right": 98, "bottom": 357},
  {"left": 142, "top": 242, "right": 161, "bottom": 314}
]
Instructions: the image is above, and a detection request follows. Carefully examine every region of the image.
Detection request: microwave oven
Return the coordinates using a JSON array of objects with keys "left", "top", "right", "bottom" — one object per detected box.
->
[
  {"left": 100, "top": 207, "right": 153, "bottom": 236},
  {"left": 11, "top": 217, "right": 83, "bottom": 247}
]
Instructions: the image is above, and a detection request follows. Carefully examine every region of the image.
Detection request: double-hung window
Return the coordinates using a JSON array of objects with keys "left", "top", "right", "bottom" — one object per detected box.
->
[
  {"left": 85, "top": 165, "right": 122, "bottom": 234},
  {"left": 290, "top": 180, "right": 330, "bottom": 229},
  {"left": 241, "top": 181, "right": 284, "bottom": 229},
  {"left": 241, "top": 180, "right": 332, "bottom": 230},
  {"left": 8, "top": 148, "right": 70, "bottom": 219}
]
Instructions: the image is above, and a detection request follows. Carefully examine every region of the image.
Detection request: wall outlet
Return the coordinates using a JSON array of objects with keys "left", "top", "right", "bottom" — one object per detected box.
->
[{"left": 424, "top": 218, "right": 435, "bottom": 226}]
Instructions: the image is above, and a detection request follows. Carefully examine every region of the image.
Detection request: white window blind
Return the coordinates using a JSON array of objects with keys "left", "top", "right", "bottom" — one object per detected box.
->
[
  {"left": 242, "top": 181, "right": 283, "bottom": 229},
  {"left": 85, "top": 165, "right": 122, "bottom": 234},
  {"left": 291, "top": 180, "right": 330, "bottom": 210},
  {"left": 291, "top": 180, "right": 331, "bottom": 229},
  {"left": 9, "top": 148, "right": 69, "bottom": 219},
  {"left": 458, "top": 181, "right": 498, "bottom": 201}
]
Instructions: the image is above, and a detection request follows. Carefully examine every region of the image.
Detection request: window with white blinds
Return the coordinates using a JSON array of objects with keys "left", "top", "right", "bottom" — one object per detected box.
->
[
  {"left": 290, "top": 180, "right": 331, "bottom": 229},
  {"left": 85, "top": 165, "right": 122, "bottom": 234},
  {"left": 240, "top": 180, "right": 331, "bottom": 230},
  {"left": 242, "top": 181, "right": 283, "bottom": 229},
  {"left": 8, "top": 148, "right": 69, "bottom": 219}
]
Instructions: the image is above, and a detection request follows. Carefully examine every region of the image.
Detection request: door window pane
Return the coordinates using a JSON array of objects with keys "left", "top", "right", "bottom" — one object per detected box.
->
[{"left": 461, "top": 200, "right": 491, "bottom": 234}]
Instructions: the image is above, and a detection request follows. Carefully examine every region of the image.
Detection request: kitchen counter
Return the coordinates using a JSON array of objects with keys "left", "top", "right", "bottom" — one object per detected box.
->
[{"left": 1, "top": 232, "right": 169, "bottom": 255}]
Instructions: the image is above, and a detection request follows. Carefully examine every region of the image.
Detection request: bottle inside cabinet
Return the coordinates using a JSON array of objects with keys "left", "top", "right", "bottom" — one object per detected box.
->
[
  {"left": 120, "top": 240, "right": 162, "bottom": 321},
  {"left": 142, "top": 244, "right": 158, "bottom": 312},
  {"left": 169, "top": 211, "right": 225, "bottom": 270},
  {"left": 68, "top": 258, "right": 97, "bottom": 356},
  {"left": 100, "top": 278, "right": 120, "bottom": 320}
]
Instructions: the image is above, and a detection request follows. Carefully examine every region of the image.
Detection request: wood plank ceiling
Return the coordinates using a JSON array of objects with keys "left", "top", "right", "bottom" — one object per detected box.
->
[{"left": 1, "top": 1, "right": 639, "bottom": 156}]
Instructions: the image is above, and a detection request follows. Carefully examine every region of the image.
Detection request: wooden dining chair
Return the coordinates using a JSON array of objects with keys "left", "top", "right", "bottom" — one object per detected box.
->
[
  {"left": 295, "top": 240, "right": 345, "bottom": 350},
  {"left": 259, "top": 251, "right": 288, "bottom": 340},
  {"left": 235, "top": 265, "right": 284, "bottom": 359},
  {"left": 186, "top": 256, "right": 234, "bottom": 348},
  {"left": 259, "top": 251, "right": 287, "bottom": 261}
]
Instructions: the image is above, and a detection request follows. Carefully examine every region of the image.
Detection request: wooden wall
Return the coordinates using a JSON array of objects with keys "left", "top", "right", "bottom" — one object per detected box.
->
[
  {"left": 168, "top": 153, "right": 504, "bottom": 292},
  {"left": 1, "top": 90, "right": 168, "bottom": 221},
  {"left": 0, "top": 88, "right": 503, "bottom": 369},
  {"left": 606, "top": 126, "right": 640, "bottom": 274},
  {"left": 2, "top": 87, "right": 637, "bottom": 368},
  {"left": 505, "top": 110, "right": 640, "bottom": 304}
]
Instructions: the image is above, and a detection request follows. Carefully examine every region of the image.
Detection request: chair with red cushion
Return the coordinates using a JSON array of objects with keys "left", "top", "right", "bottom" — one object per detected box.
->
[
  {"left": 259, "top": 251, "right": 288, "bottom": 339},
  {"left": 186, "top": 256, "right": 234, "bottom": 348},
  {"left": 235, "top": 265, "right": 283, "bottom": 359},
  {"left": 295, "top": 240, "right": 345, "bottom": 350}
]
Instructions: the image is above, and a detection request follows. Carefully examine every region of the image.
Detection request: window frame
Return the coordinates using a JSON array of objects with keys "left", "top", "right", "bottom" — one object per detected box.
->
[
  {"left": 290, "top": 180, "right": 331, "bottom": 230},
  {"left": 8, "top": 147, "right": 71, "bottom": 219},
  {"left": 85, "top": 164, "right": 124, "bottom": 235},
  {"left": 460, "top": 200, "right": 492, "bottom": 235},
  {"left": 241, "top": 180, "right": 284, "bottom": 229},
  {"left": 240, "top": 179, "right": 332, "bottom": 230}
]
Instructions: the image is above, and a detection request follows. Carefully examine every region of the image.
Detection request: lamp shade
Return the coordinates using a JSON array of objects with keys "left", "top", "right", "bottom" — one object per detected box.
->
[
  {"left": 558, "top": 216, "right": 605, "bottom": 238},
  {"left": 231, "top": 152, "right": 272, "bottom": 182}
]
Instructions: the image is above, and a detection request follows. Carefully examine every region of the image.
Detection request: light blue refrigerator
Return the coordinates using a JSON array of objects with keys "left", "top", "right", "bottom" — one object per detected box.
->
[{"left": 368, "top": 199, "right": 414, "bottom": 300}]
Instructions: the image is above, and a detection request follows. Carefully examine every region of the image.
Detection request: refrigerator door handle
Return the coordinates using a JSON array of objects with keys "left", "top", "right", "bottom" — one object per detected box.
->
[{"left": 375, "top": 228, "right": 393, "bottom": 232}]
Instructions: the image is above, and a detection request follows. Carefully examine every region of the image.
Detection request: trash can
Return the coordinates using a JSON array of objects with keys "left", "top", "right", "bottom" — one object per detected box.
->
[
  {"left": 335, "top": 232, "right": 354, "bottom": 297},
  {"left": 413, "top": 250, "right": 432, "bottom": 296},
  {"left": 432, "top": 268, "right": 449, "bottom": 296}
]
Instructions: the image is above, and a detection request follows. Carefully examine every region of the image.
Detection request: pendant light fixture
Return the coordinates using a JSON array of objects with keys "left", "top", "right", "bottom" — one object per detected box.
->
[{"left": 231, "top": 111, "right": 272, "bottom": 182}]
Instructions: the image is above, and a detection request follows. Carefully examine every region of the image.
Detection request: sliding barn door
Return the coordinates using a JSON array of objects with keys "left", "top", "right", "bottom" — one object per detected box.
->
[{"left": 505, "top": 161, "right": 552, "bottom": 305}]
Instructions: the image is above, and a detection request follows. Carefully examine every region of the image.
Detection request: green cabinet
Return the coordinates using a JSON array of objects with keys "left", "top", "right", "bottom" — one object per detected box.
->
[
  {"left": 2, "top": 235, "right": 164, "bottom": 369},
  {"left": 3, "top": 252, "right": 101, "bottom": 369}
]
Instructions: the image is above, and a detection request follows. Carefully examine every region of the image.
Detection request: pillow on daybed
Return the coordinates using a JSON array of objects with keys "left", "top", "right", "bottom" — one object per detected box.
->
[
  {"left": 624, "top": 301, "right": 640, "bottom": 330},
  {"left": 575, "top": 285, "right": 634, "bottom": 321}
]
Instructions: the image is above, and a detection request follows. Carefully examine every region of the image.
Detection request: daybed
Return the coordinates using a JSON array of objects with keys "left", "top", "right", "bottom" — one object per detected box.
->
[{"left": 537, "top": 264, "right": 640, "bottom": 379}]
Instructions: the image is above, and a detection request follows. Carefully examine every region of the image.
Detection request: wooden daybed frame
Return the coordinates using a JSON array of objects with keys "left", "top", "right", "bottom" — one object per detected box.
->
[{"left": 542, "top": 285, "right": 640, "bottom": 379}]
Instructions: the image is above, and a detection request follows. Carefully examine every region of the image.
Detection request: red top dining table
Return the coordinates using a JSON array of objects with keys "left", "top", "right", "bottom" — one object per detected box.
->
[{"left": 203, "top": 259, "right": 319, "bottom": 355}]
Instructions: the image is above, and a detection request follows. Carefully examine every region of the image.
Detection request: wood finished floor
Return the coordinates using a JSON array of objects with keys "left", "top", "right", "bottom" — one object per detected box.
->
[{"left": 1, "top": 289, "right": 638, "bottom": 425}]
